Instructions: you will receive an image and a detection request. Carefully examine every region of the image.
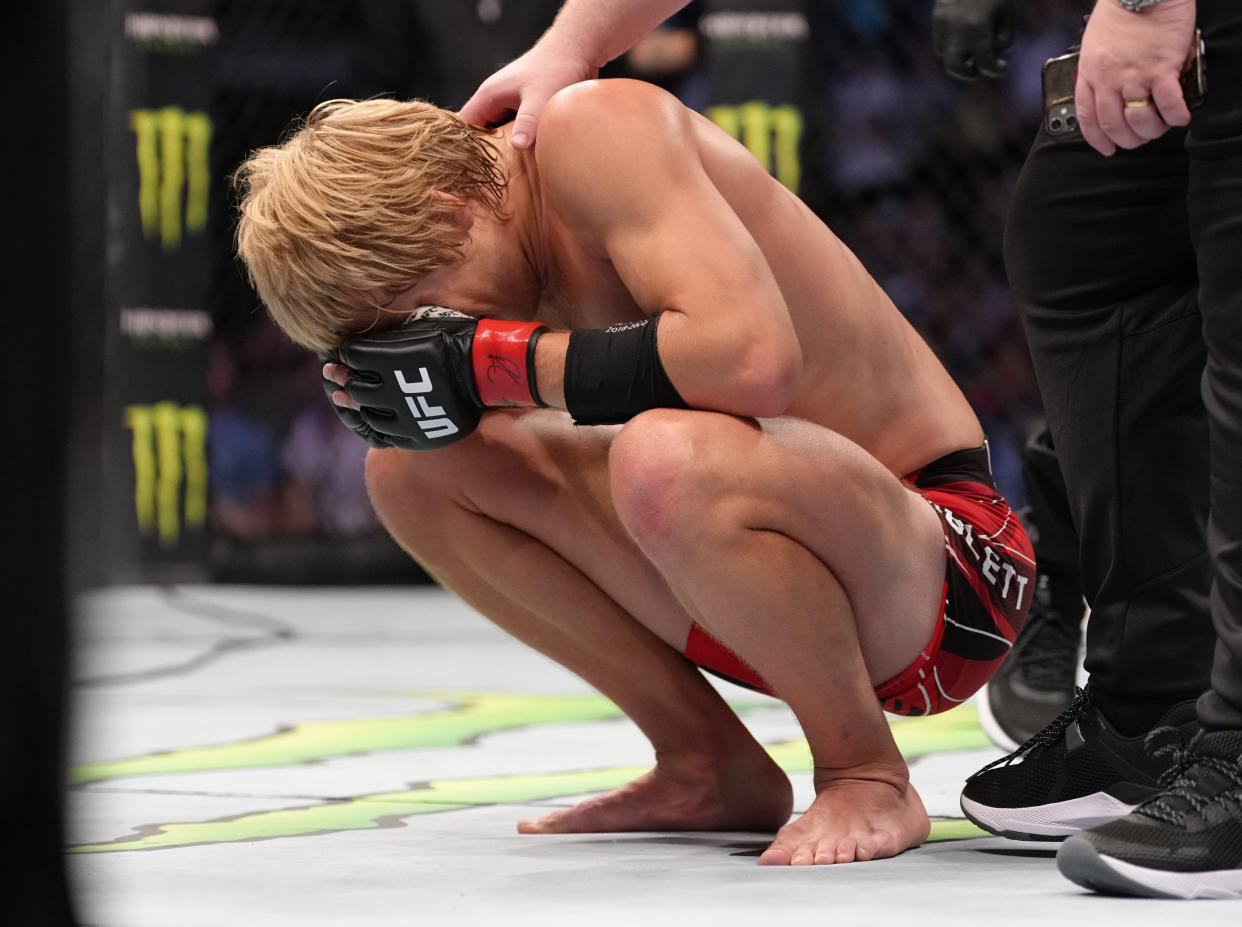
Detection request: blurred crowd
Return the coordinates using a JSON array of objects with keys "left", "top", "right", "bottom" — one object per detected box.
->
[{"left": 206, "top": 0, "right": 1087, "bottom": 580}]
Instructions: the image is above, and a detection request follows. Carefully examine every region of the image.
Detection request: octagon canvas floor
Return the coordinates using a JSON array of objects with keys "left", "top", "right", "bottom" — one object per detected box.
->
[{"left": 66, "top": 584, "right": 1241, "bottom": 925}]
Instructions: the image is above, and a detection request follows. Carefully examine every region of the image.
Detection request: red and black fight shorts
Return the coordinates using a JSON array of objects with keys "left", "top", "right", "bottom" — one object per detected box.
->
[{"left": 683, "top": 444, "right": 1035, "bottom": 717}]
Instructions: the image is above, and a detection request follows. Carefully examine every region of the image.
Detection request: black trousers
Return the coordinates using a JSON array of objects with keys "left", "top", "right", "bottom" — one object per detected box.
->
[{"left": 1004, "top": 0, "right": 1242, "bottom": 730}]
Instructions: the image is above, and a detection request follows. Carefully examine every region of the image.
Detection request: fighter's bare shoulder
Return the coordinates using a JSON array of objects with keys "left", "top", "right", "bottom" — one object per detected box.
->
[
  {"left": 539, "top": 77, "right": 686, "bottom": 135},
  {"left": 534, "top": 79, "right": 697, "bottom": 232}
]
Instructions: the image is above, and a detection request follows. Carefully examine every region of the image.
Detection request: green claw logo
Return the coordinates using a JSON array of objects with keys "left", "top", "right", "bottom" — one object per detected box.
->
[
  {"left": 124, "top": 402, "right": 208, "bottom": 547},
  {"left": 130, "top": 107, "right": 213, "bottom": 252},
  {"left": 706, "top": 102, "right": 803, "bottom": 194}
]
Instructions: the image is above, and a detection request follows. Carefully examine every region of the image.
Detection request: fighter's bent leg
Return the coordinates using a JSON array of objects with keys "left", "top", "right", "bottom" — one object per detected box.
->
[
  {"left": 609, "top": 411, "right": 940, "bottom": 864},
  {"left": 366, "top": 408, "right": 793, "bottom": 834}
]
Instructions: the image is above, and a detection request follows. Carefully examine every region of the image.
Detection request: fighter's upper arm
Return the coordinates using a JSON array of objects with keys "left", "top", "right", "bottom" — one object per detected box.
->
[{"left": 535, "top": 80, "right": 801, "bottom": 416}]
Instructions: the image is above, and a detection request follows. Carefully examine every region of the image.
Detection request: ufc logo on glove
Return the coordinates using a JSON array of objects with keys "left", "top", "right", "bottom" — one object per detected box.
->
[
  {"left": 330, "top": 306, "right": 546, "bottom": 451},
  {"left": 394, "top": 367, "right": 459, "bottom": 440}
]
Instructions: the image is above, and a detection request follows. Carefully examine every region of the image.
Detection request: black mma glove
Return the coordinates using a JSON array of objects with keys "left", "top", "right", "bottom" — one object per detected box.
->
[
  {"left": 932, "top": 0, "right": 1017, "bottom": 81},
  {"left": 318, "top": 353, "right": 406, "bottom": 450},
  {"left": 324, "top": 306, "right": 547, "bottom": 452}
]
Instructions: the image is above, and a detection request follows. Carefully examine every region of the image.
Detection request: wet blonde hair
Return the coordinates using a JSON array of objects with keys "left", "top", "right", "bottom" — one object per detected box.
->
[{"left": 233, "top": 98, "right": 507, "bottom": 351}]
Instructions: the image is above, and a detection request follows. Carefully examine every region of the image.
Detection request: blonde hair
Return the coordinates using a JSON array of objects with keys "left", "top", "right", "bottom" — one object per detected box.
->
[{"left": 233, "top": 98, "right": 507, "bottom": 351}]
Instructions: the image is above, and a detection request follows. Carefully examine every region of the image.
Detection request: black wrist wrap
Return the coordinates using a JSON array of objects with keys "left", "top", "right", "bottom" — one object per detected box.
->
[{"left": 563, "top": 315, "right": 689, "bottom": 425}]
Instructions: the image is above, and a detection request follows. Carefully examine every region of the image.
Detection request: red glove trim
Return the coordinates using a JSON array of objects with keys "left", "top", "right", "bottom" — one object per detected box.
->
[{"left": 471, "top": 319, "right": 548, "bottom": 407}]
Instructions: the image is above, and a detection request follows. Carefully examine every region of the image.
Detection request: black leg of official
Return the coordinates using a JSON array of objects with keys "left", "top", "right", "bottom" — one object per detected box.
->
[
  {"left": 1003, "top": 124, "right": 1215, "bottom": 723},
  {"left": 1187, "top": 0, "right": 1242, "bottom": 731}
]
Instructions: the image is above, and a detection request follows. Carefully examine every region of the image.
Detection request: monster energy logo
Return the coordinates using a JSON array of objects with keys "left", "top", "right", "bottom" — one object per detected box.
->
[
  {"left": 706, "top": 101, "right": 803, "bottom": 194},
  {"left": 124, "top": 402, "right": 208, "bottom": 548},
  {"left": 130, "top": 107, "right": 212, "bottom": 252}
]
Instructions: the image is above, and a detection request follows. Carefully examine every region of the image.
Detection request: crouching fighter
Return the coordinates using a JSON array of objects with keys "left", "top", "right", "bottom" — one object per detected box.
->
[{"left": 233, "top": 78, "right": 1033, "bottom": 865}]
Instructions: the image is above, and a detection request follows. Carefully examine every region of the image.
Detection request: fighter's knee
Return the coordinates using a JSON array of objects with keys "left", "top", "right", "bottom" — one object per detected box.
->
[
  {"left": 609, "top": 410, "right": 717, "bottom": 550},
  {"left": 367, "top": 413, "right": 573, "bottom": 543},
  {"left": 365, "top": 446, "right": 451, "bottom": 526},
  {"left": 364, "top": 430, "right": 496, "bottom": 520}
]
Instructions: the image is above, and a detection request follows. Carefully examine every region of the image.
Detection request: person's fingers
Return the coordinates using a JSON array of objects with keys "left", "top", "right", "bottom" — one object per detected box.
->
[
  {"left": 509, "top": 108, "right": 541, "bottom": 149},
  {"left": 994, "top": 4, "right": 1016, "bottom": 49},
  {"left": 322, "top": 362, "right": 349, "bottom": 387},
  {"left": 332, "top": 387, "right": 360, "bottom": 412},
  {"left": 510, "top": 88, "right": 557, "bottom": 149},
  {"left": 974, "top": 46, "right": 1007, "bottom": 79},
  {"left": 1121, "top": 94, "right": 1168, "bottom": 142},
  {"left": 1150, "top": 71, "right": 1192, "bottom": 127},
  {"left": 1095, "top": 89, "right": 1145, "bottom": 150},
  {"left": 938, "top": 38, "right": 980, "bottom": 81},
  {"left": 1075, "top": 77, "right": 1115, "bottom": 156},
  {"left": 458, "top": 83, "right": 516, "bottom": 129}
]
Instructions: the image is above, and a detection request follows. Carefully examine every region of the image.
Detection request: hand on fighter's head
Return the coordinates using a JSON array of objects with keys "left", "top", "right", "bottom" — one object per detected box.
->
[{"left": 458, "top": 44, "right": 598, "bottom": 150}]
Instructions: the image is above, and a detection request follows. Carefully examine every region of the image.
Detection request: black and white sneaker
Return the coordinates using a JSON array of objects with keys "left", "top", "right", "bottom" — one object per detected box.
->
[
  {"left": 1057, "top": 729, "right": 1242, "bottom": 899},
  {"left": 960, "top": 687, "right": 1199, "bottom": 840},
  {"left": 977, "top": 572, "right": 1085, "bottom": 753}
]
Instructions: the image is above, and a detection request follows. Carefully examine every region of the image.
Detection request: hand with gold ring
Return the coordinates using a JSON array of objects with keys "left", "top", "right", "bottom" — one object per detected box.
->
[
  {"left": 1073, "top": 0, "right": 1197, "bottom": 156},
  {"left": 1118, "top": 91, "right": 1170, "bottom": 144}
]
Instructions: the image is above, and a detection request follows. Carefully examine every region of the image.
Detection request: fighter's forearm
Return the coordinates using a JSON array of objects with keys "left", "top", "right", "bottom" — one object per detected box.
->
[
  {"left": 532, "top": 322, "right": 693, "bottom": 426},
  {"left": 532, "top": 311, "right": 800, "bottom": 425}
]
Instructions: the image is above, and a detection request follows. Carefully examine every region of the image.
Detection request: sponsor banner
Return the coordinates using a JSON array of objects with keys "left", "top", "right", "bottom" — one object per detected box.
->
[
  {"left": 700, "top": 0, "right": 808, "bottom": 193},
  {"left": 103, "top": 1, "right": 218, "bottom": 579}
]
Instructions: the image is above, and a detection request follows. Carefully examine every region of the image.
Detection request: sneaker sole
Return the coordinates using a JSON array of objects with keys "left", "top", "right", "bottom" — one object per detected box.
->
[
  {"left": 960, "top": 792, "right": 1137, "bottom": 841},
  {"left": 1057, "top": 835, "right": 1242, "bottom": 900}
]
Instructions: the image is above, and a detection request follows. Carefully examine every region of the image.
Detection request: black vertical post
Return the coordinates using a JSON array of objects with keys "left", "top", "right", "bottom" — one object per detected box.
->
[{"left": 6, "top": 0, "right": 79, "bottom": 921}]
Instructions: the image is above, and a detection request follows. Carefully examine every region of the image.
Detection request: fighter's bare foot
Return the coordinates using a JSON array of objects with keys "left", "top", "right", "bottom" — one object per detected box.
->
[
  {"left": 518, "top": 749, "right": 792, "bottom": 835},
  {"left": 757, "top": 771, "right": 930, "bottom": 866}
]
